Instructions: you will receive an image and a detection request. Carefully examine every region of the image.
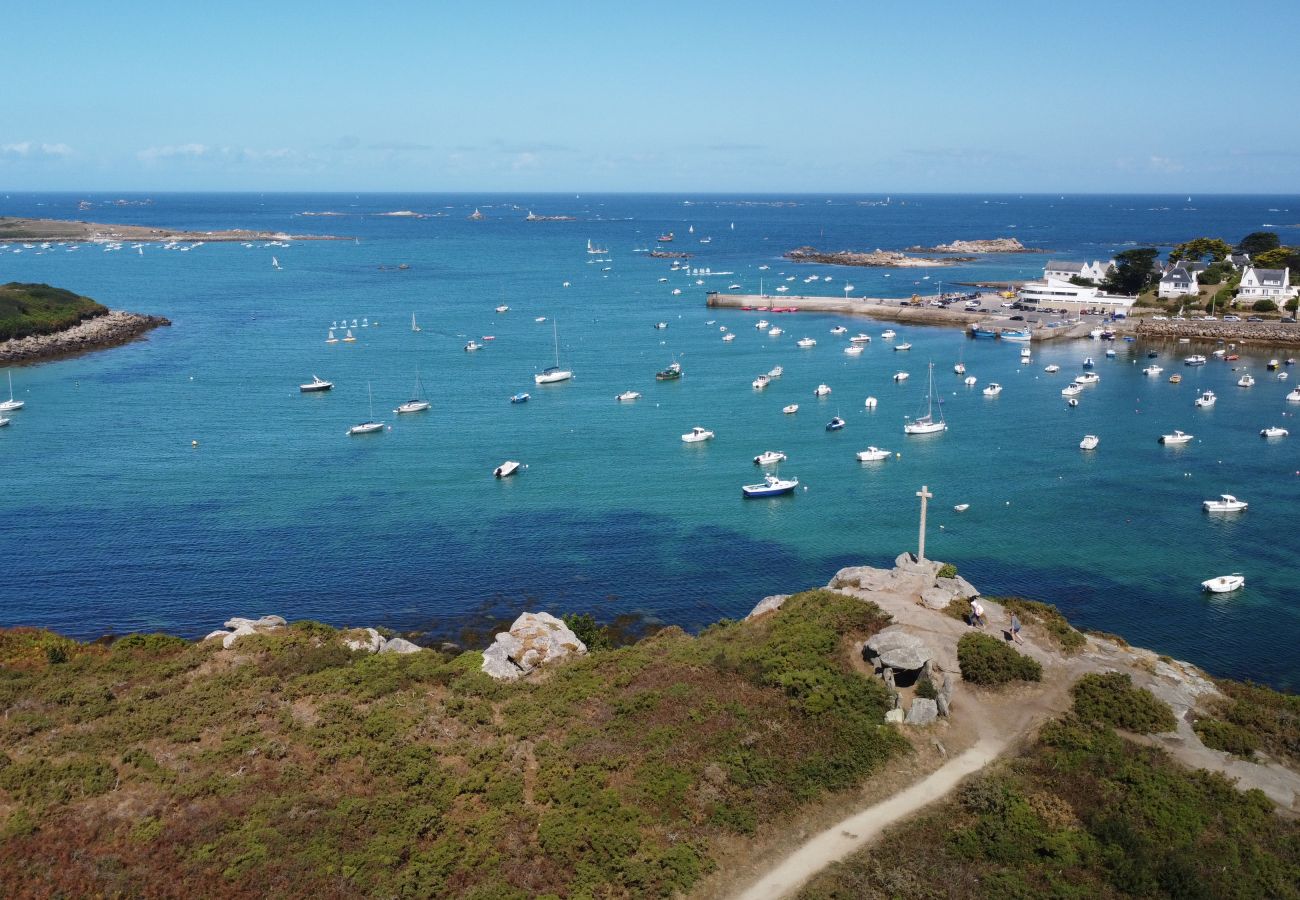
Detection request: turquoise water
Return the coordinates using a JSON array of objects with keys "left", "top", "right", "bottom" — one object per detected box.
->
[{"left": 3, "top": 193, "right": 1299, "bottom": 689}]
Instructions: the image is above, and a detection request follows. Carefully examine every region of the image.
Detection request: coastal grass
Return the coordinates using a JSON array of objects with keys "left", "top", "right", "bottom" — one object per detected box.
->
[
  {"left": 1069, "top": 671, "right": 1177, "bottom": 734},
  {"left": 957, "top": 633, "right": 1042, "bottom": 686},
  {"left": 797, "top": 707, "right": 1300, "bottom": 900},
  {"left": 0, "top": 589, "right": 907, "bottom": 897},
  {"left": 0, "top": 282, "right": 107, "bottom": 341},
  {"left": 992, "top": 596, "right": 1086, "bottom": 654},
  {"left": 1194, "top": 679, "right": 1300, "bottom": 763}
]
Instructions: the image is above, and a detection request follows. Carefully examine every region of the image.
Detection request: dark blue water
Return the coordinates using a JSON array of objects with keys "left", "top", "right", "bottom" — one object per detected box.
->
[{"left": 3, "top": 193, "right": 1298, "bottom": 689}]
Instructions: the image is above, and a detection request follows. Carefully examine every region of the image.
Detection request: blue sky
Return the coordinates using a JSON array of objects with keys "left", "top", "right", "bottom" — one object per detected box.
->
[{"left": 4, "top": 1, "right": 1298, "bottom": 192}]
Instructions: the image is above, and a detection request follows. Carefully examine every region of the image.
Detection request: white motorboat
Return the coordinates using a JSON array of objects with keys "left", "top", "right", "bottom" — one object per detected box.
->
[
  {"left": 299, "top": 375, "right": 333, "bottom": 393},
  {"left": 1020, "top": 347, "right": 1032, "bottom": 359},
  {"left": 510, "top": 393, "right": 530, "bottom": 404},
  {"left": 1260, "top": 426, "right": 1289, "bottom": 438},
  {"left": 1143, "top": 364, "right": 1163, "bottom": 376},
  {"left": 1067, "top": 397, "right": 1080, "bottom": 407},
  {"left": 1160, "top": 430, "right": 1194, "bottom": 445},
  {"left": 534, "top": 320, "right": 573, "bottom": 384},
  {"left": 904, "top": 363, "right": 947, "bottom": 435},
  {"left": 682, "top": 426, "right": 715, "bottom": 443},
  {"left": 1288, "top": 388, "right": 1300, "bottom": 402},
  {"left": 864, "top": 396, "right": 878, "bottom": 409},
  {"left": 768, "top": 366, "right": 783, "bottom": 378},
  {"left": 830, "top": 326, "right": 848, "bottom": 335},
  {"left": 850, "top": 334, "right": 871, "bottom": 344},
  {"left": 0, "top": 417, "right": 8, "bottom": 427},
  {"left": 1044, "top": 364, "right": 1060, "bottom": 373},
  {"left": 881, "top": 329, "right": 897, "bottom": 340},
  {"left": 496, "top": 305, "right": 510, "bottom": 313},
  {"left": 894, "top": 342, "right": 913, "bottom": 351},
  {"left": 953, "top": 503, "right": 970, "bottom": 512},
  {"left": 1194, "top": 390, "right": 1216, "bottom": 408},
  {"left": 326, "top": 329, "right": 338, "bottom": 344},
  {"left": 893, "top": 371, "right": 910, "bottom": 382},
  {"left": 0, "top": 371, "right": 25, "bottom": 411},
  {"left": 347, "top": 383, "right": 384, "bottom": 435},
  {"left": 797, "top": 337, "right": 816, "bottom": 348},
  {"left": 753, "top": 374, "right": 771, "bottom": 390},
  {"left": 1203, "top": 494, "right": 1247, "bottom": 512},
  {"left": 767, "top": 326, "right": 784, "bottom": 336},
  {"left": 1237, "top": 373, "right": 1255, "bottom": 388},
  {"left": 1202, "top": 573, "right": 1245, "bottom": 594},
  {"left": 963, "top": 375, "right": 977, "bottom": 386},
  {"left": 1184, "top": 355, "right": 1207, "bottom": 366},
  {"left": 953, "top": 363, "right": 966, "bottom": 374},
  {"left": 782, "top": 404, "right": 799, "bottom": 414},
  {"left": 616, "top": 390, "right": 641, "bottom": 402},
  {"left": 722, "top": 333, "right": 736, "bottom": 342},
  {"left": 814, "top": 384, "right": 831, "bottom": 396},
  {"left": 1075, "top": 372, "right": 1100, "bottom": 384},
  {"left": 464, "top": 340, "right": 483, "bottom": 352},
  {"left": 856, "top": 446, "right": 891, "bottom": 462},
  {"left": 654, "top": 322, "right": 668, "bottom": 329},
  {"left": 1082, "top": 356, "right": 1095, "bottom": 368},
  {"left": 1061, "top": 381, "right": 1084, "bottom": 397},
  {"left": 754, "top": 450, "right": 787, "bottom": 466},
  {"left": 1079, "top": 434, "right": 1099, "bottom": 450},
  {"left": 826, "top": 416, "right": 846, "bottom": 431},
  {"left": 395, "top": 369, "right": 431, "bottom": 413},
  {"left": 535, "top": 316, "right": 546, "bottom": 322},
  {"left": 1212, "top": 348, "right": 1226, "bottom": 358},
  {"left": 494, "top": 460, "right": 521, "bottom": 478},
  {"left": 742, "top": 474, "right": 799, "bottom": 498},
  {"left": 1105, "top": 348, "right": 1116, "bottom": 358},
  {"left": 755, "top": 319, "right": 769, "bottom": 329},
  {"left": 982, "top": 383, "right": 1002, "bottom": 397},
  {"left": 844, "top": 345, "right": 864, "bottom": 356}
]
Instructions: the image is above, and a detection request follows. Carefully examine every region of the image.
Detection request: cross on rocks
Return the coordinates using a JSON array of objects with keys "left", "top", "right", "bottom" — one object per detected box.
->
[{"left": 916, "top": 485, "right": 933, "bottom": 561}]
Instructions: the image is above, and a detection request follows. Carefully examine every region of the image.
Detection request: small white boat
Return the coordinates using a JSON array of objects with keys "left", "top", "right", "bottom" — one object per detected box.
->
[
  {"left": 893, "top": 342, "right": 912, "bottom": 351},
  {"left": 953, "top": 503, "right": 970, "bottom": 512},
  {"left": 742, "top": 474, "right": 799, "bottom": 498},
  {"left": 767, "top": 326, "right": 784, "bottom": 336},
  {"left": 1061, "top": 382, "right": 1084, "bottom": 397},
  {"left": 1202, "top": 573, "right": 1245, "bottom": 594},
  {"left": 982, "top": 383, "right": 1002, "bottom": 397},
  {"left": 856, "top": 446, "right": 891, "bottom": 462},
  {"left": 1067, "top": 397, "right": 1080, "bottom": 407},
  {"left": 1075, "top": 372, "right": 1100, "bottom": 384},
  {"left": 0, "top": 417, "right": 8, "bottom": 427},
  {"left": 1194, "top": 390, "right": 1216, "bottom": 408},
  {"left": 299, "top": 375, "right": 333, "bottom": 393},
  {"left": 1288, "top": 388, "right": 1300, "bottom": 402},
  {"left": 464, "top": 340, "right": 483, "bottom": 352},
  {"left": 1020, "top": 347, "right": 1032, "bottom": 359},
  {"left": 755, "top": 319, "right": 770, "bottom": 329},
  {"left": 753, "top": 374, "right": 771, "bottom": 390},
  {"left": 894, "top": 371, "right": 910, "bottom": 383},
  {"left": 671, "top": 288, "right": 682, "bottom": 295},
  {"left": 783, "top": 404, "right": 799, "bottom": 415},
  {"left": 1185, "top": 355, "right": 1207, "bottom": 366},
  {"left": 616, "top": 391, "right": 641, "bottom": 402},
  {"left": 768, "top": 366, "right": 783, "bottom": 378},
  {"left": 0, "top": 371, "right": 24, "bottom": 411},
  {"left": 535, "top": 316, "right": 547, "bottom": 322},
  {"left": 682, "top": 426, "right": 715, "bottom": 443},
  {"left": 510, "top": 393, "right": 530, "bottom": 404},
  {"left": 654, "top": 322, "right": 668, "bottom": 329},
  {"left": 1143, "top": 364, "right": 1163, "bottom": 376},
  {"left": 850, "top": 334, "right": 871, "bottom": 344},
  {"left": 797, "top": 337, "right": 817, "bottom": 348},
  {"left": 1044, "top": 364, "right": 1060, "bottom": 373},
  {"left": 1079, "top": 434, "right": 1099, "bottom": 450},
  {"left": 494, "top": 460, "right": 521, "bottom": 478},
  {"left": 347, "top": 383, "right": 384, "bottom": 435},
  {"left": 1160, "top": 430, "right": 1194, "bottom": 445},
  {"left": 342, "top": 329, "right": 357, "bottom": 343},
  {"left": 1082, "top": 356, "right": 1095, "bottom": 368},
  {"left": 814, "top": 384, "right": 832, "bottom": 396},
  {"left": 1237, "top": 373, "right": 1255, "bottom": 388},
  {"left": 1260, "top": 426, "right": 1289, "bottom": 438},
  {"left": 395, "top": 369, "right": 431, "bottom": 413},
  {"left": 325, "top": 329, "right": 338, "bottom": 344},
  {"left": 754, "top": 450, "right": 787, "bottom": 466},
  {"left": 496, "top": 305, "right": 510, "bottom": 313},
  {"left": 864, "top": 396, "right": 878, "bottom": 409},
  {"left": 953, "top": 362, "right": 966, "bottom": 375},
  {"left": 830, "top": 326, "right": 848, "bottom": 335},
  {"left": 844, "top": 345, "right": 864, "bottom": 356},
  {"left": 1105, "top": 348, "right": 1116, "bottom": 358},
  {"left": 826, "top": 416, "right": 846, "bottom": 431},
  {"left": 881, "top": 329, "right": 897, "bottom": 340},
  {"left": 964, "top": 375, "right": 977, "bottom": 387},
  {"left": 1203, "top": 494, "right": 1247, "bottom": 512},
  {"left": 722, "top": 333, "right": 736, "bottom": 342},
  {"left": 411, "top": 312, "right": 421, "bottom": 332}
]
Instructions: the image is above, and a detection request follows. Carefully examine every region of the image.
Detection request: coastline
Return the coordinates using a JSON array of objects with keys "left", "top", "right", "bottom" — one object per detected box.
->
[
  {"left": 0, "top": 309, "right": 171, "bottom": 363},
  {"left": 0, "top": 215, "right": 347, "bottom": 243}
]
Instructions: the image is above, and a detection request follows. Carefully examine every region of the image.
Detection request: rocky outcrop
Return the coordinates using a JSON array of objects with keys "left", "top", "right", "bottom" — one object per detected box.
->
[
  {"left": 906, "top": 698, "right": 939, "bottom": 725},
  {"left": 481, "top": 612, "right": 588, "bottom": 681},
  {"left": 342, "top": 628, "right": 384, "bottom": 654},
  {"left": 745, "top": 594, "right": 791, "bottom": 620},
  {"left": 865, "top": 627, "right": 935, "bottom": 672},
  {"left": 0, "top": 310, "right": 171, "bottom": 363},
  {"left": 785, "top": 247, "right": 972, "bottom": 269},
  {"left": 380, "top": 637, "right": 423, "bottom": 655},
  {"left": 203, "top": 614, "right": 287, "bottom": 649},
  {"left": 907, "top": 238, "right": 1034, "bottom": 254}
]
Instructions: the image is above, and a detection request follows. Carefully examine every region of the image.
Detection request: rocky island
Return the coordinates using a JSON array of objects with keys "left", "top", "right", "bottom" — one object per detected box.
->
[
  {"left": 785, "top": 245, "right": 975, "bottom": 267},
  {"left": 0, "top": 283, "right": 170, "bottom": 363},
  {"left": 0, "top": 216, "right": 347, "bottom": 243},
  {"left": 905, "top": 236, "right": 1039, "bottom": 253}
]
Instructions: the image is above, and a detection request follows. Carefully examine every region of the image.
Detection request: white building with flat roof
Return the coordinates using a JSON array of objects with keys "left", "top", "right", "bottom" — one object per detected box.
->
[{"left": 1017, "top": 259, "right": 1134, "bottom": 314}]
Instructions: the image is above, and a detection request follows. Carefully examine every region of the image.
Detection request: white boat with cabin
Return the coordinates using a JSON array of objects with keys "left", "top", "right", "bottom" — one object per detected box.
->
[
  {"left": 850, "top": 333, "right": 871, "bottom": 344},
  {"left": 1194, "top": 390, "right": 1216, "bottom": 408},
  {"left": 0, "top": 372, "right": 24, "bottom": 411},
  {"left": 534, "top": 320, "right": 573, "bottom": 384},
  {"left": 1061, "top": 382, "right": 1084, "bottom": 397},
  {"left": 1143, "top": 364, "right": 1163, "bottom": 376},
  {"left": 856, "top": 446, "right": 891, "bottom": 462},
  {"left": 741, "top": 474, "right": 799, "bottom": 498},
  {"left": 753, "top": 374, "right": 771, "bottom": 390},
  {"left": 797, "top": 337, "right": 816, "bottom": 348},
  {"left": 1202, "top": 573, "right": 1244, "bottom": 593},
  {"left": 1079, "top": 434, "right": 1099, "bottom": 450},
  {"left": 754, "top": 450, "right": 787, "bottom": 466},
  {"left": 894, "top": 342, "right": 912, "bottom": 351},
  {"left": 1202, "top": 494, "right": 1247, "bottom": 512},
  {"left": 782, "top": 404, "right": 799, "bottom": 414},
  {"left": 881, "top": 329, "right": 896, "bottom": 340},
  {"left": 616, "top": 390, "right": 641, "bottom": 402},
  {"left": 494, "top": 460, "right": 521, "bottom": 478},
  {"left": 1260, "top": 425, "right": 1289, "bottom": 438},
  {"left": 347, "top": 383, "right": 385, "bottom": 435},
  {"left": 1160, "top": 430, "right": 1194, "bottom": 445},
  {"left": 395, "top": 369, "right": 431, "bottom": 413},
  {"left": 682, "top": 426, "right": 715, "bottom": 443},
  {"left": 982, "top": 383, "right": 1002, "bottom": 397},
  {"left": 1237, "top": 373, "right": 1255, "bottom": 388},
  {"left": 299, "top": 375, "right": 333, "bottom": 393},
  {"left": 1044, "top": 364, "right": 1060, "bottom": 373},
  {"left": 814, "top": 383, "right": 831, "bottom": 396}
]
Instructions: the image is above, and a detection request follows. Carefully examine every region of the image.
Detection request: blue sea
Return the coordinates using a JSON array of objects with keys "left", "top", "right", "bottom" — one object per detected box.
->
[{"left": 2, "top": 193, "right": 1299, "bottom": 689}]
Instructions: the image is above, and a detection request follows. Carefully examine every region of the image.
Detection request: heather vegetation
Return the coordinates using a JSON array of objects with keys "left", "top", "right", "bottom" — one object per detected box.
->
[
  {"left": 1194, "top": 678, "right": 1300, "bottom": 764},
  {"left": 0, "top": 282, "right": 107, "bottom": 341},
  {"left": 0, "top": 590, "right": 907, "bottom": 897},
  {"left": 956, "top": 633, "right": 1042, "bottom": 685}
]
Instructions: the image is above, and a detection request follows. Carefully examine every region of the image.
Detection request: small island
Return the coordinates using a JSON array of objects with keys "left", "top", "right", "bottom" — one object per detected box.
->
[
  {"left": 0, "top": 283, "right": 169, "bottom": 363},
  {"left": 906, "top": 237, "right": 1039, "bottom": 253},
  {"left": 785, "top": 246, "right": 975, "bottom": 268},
  {"left": 0, "top": 216, "right": 347, "bottom": 243}
]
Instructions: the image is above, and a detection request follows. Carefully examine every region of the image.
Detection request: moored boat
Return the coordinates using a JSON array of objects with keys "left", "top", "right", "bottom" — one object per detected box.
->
[
  {"left": 856, "top": 446, "right": 891, "bottom": 462},
  {"left": 1260, "top": 425, "right": 1289, "bottom": 438},
  {"left": 494, "top": 460, "right": 521, "bottom": 478},
  {"left": 826, "top": 416, "right": 846, "bottom": 431},
  {"left": 754, "top": 450, "right": 787, "bottom": 466},
  {"left": 742, "top": 474, "right": 799, "bottom": 498},
  {"left": 681, "top": 426, "right": 714, "bottom": 443},
  {"left": 1202, "top": 494, "right": 1247, "bottom": 512},
  {"left": 782, "top": 404, "right": 799, "bottom": 414},
  {"left": 982, "top": 383, "right": 1002, "bottom": 397},
  {"left": 1194, "top": 390, "right": 1215, "bottom": 407},
  {"left": 814, "top": 383, "right": 831, "bottom": 396},
  {"left": 1079, "top": 434, "right": 1099, "bottom": 450},
  {"left": 616, "top": 390, "right": 641, "bottom": 402},
  {"left": 510, "top": 392, "right": 530, "bottom": 404},
  {"left": 1202, "top": 573, "right": 1244, "bottom": 593},
  {"left": 299, "top": 375, "right": 333, "bottom": 393},
  {"left": 1160, "top": 430, "right": 1194, "bottom": 445},
  {"left": 656, "top": 361, "right": 683, "bottom": 381}
]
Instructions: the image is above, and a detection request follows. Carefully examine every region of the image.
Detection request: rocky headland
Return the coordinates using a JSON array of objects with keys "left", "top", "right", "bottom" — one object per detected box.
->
[
  {"left": 785, "top": 246, "right": 975, "bottom": 268},
  {"left": 0, "top": 309, "right": 171, "bottom": 362},
  {"left": 0, "top": 215, "right": 346, "bottom": 243}
]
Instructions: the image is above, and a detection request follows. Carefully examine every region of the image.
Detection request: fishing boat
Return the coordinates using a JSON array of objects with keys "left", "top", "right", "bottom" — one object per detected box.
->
[
  {"left": 1160, "top": 430, "right": 1194, "bottom": 445},
  {"left": 654, "top": 322, "right": 668, "bottom": 329},
  {"left": 894, "top": 342, "right": 912, "bottom": 351},
  {"left": 494, "top": 460, "right": 521, "bottom": 478},
  {"left": 768, "top": 366, "right": 783, "bottom": 378},
  {"left": 1260, "top": 425, "right": 1289, "bottom": 438},
  {"left": 904, "top": 363, "right": 947, "bottom": 435},
  {"left": 1020, "top": 347, "right": 1032, "bottom": 359},
  {"left": 1184, "top": 355, "right": 1207, "bottom": 366},
  {"left": 814, "top": 384, "right": 831, "bottom": 396},
  {"left": 395, "top": 369, "right": 431, "bottom": 413},
  {"left": 893, "top": 372, "right": 910, "bottom": 382},
  {"left": 982, "top": 383, "right": 1002, "bottom": 397},
  {"left": 797, "top": 337, "right": 816, "bottom": 348},
  {"left": 1001, "top": 329, "right": 1031, "bottom": 342},
  {"left": 1143, "top": 364, "right": 1163, "bottom": 376},
  {"left": 1268, "top": 359, "right": 1280, "bottom": 370},
  {"left": 844, "top": 345, "right": 864, "bottom": 356},
  {"left": 1079, "top": 434, "right": 1100, "bottom": 450},
  {"left": 0, "top": 371, "right": 24, "bottom": 411},
  {"left": 299, "top": 375, "right": 333, "bottom": 393},
  {"left": 1044, "top": 364, "right": 1060, "bottom": 373},
  {"left": 681, "top": 426, "right": 714, "bottom": 443},
  {"left": 1202, "top": 573, "right": 1245, "bottom": 593},
  {"left": 856, "top": 446, "right": 891, "bottom": 462},
  {"left": 325, "top": 329, "right": 338, "bottom": 344},
  {"left": 767, "top": 326, "right": 784, "bottom": 336},
  {"left": 1287, "top": 387, "right": 1300, "bottom": 402},
  {"left": 464, "top": 340, "right": 483, "bottom": 352},
  {"left": 742, "top": 474, "right": 799, "bottom": 498},
  {"left": 953, "top": 363, "right": 966, "bottom": 374},
  {"left": 1061, "top": 382, "right": 1084, "bottom": 397},
  {"left": 1082, "top": 356, "right": 1095, "bottom": 368},
  {"left": 783, "top": 404, "right": 799, "bottom": 414},
  {"left": 1194, "top": 390, "right": 1216, "bottom": 408},
  {"left": 850, "top": 333, "right": 871, "bottom": 344},
  {"left": 657, "top": 232, "right": 674, "bottom": 243},
  {"left": 411, "top": 313, "right": 421, "bottom": 332},
  {"left": 830, "top": 326, "right": 848, "bottom": 335},
  {"left": 1237, "top": 373, "right": 1255, "bottom": 388},
  {"left": 346, "top": 383, "right": 384, "bottom": 435},
  {"left": 657, "top": 361, "right": 683, "bottom": 381},
  {"left": 754, "top": 450, "right": 787, "bottom": 465},
  {"left": 1202, "top": 494, "right": 1247, "bottom": 512},
  {"left": 881, "top": 329, "right": 897, "bottom": 340},
  {"left": 342, "top": 329, "right": 357, "bottom": 343},
  {"left": 1169, "top": 374, "right": 1182, "bottom": 383},
  {"left": 510, "top": 392, "right": 530, "bottom": 404},
  {"left": 970, "top": 326, "right": 998, "bottom": 339},
  {"left": 1075, "top": 372, "right": 1100, "bottom": 384},
  {"left": 753, "top": 374, "right": 771, "bottom": 390},
  {"left": 616, "top": 390, "right": 641, "bottom": 402},
  {"left": 535, "top": 320, "right": 573, "bottom": 384},
  {"left": 826, "top": 416, "right": 846, "bottom": 431}
]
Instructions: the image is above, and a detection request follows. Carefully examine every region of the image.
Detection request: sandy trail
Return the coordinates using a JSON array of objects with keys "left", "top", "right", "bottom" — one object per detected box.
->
[{"left": 731, "top": 738, "right": 1004, "bottom": 900}]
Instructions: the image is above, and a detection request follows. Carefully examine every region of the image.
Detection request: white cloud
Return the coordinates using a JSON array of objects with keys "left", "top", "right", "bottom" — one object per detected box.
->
[
  {"left": 1148, "top": 154, "right": 1185, "bottom": 174},
  {"left": 1, "top": 141, "right": 73, "bottom": 158},
  {"left": 137, "top": 143, "right": 208, "bottom": 162}
]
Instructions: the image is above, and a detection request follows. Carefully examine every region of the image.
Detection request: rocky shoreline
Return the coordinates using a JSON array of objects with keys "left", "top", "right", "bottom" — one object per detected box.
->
[
  {"left": 0, "top": 309, "right": 171, "bottom": 363},
  {"left": 1135, "top": 318, "right": 1300, "bottom": 347},
  {"left": 905, "top": 237, "right": 1038, "bottom": 254},
  {"left": 785, "top": 246, "right": 974, "bottom": 268},
  {"left": 0, "top": 215, "right": 345, "bottom": 243}
]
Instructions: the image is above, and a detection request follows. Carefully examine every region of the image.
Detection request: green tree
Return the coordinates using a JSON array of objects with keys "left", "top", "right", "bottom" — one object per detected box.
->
[
  {"left": 1068, "top": 275, "right": 1097, "bottom": 287},
  {"left": 1251, "top": 246, "right": 1300, "bottom": 271},
  {"left": 1169, "top": 237, "right": 1231, "bottom": 262},
  {"left": 1252, "top": 299, "right": 1278, "bottom": 312},
  {"left": 1103, "top": 248, "right": 1159, "bottom": 296},
  {"left": 1236, "top": 231, "right": 1281, "bottom": 256}
]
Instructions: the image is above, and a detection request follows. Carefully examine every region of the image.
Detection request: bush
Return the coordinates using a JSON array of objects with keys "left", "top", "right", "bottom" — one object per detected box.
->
[
  {"left": 1070, "top": 672, "right": 1175, "bottom": 733},
  {"left": 994, "top": 597, "right": 1085, "bottom": 654},
  {"left": 1194, "top": 717, "right": 1259, "bottom": 757},
  {"left": 1200, "top": 679, "right": 1300, "bottom": 765},
  {"left": 915, "top": 678, "right": 938, "bottom": 700},
  {"left": 936, "top": 563, "right": 958, "bottom": 579},
  {"left": 1214, "top": 287, "right": 1236, "bottom": 306},
  {"left": 1253, "top": 299, "right": 1278, "bottom": 312},
  {"left": 957, "top": 633, "right": 1041, "bottom": 685},
  {"left": 561, "top": 613, "right": 613, "bottom": 651}
]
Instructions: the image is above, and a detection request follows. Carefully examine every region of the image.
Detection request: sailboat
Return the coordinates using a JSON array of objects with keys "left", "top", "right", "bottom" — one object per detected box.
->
[
  {"left": 395, "top": 369, "right": 431, "bottom": 414},
  {"left": 342, "top": 329, "right": 357, "bottom": 343},
  {"left": 347, "top": 382, "right": 385, "bottom": 435},
  {"left": 272, "top": 256, "right": 281, "bottom": 270},
  {"left": 326, "top": 328, "right": 338, "bottom": 344},
  {"left": 0, "top": 371, "right": 24, "bottom": 412},
  {"left": 411, "top": 312, "right": 421, "bottom": 333},
  {"left": 903, "top": 363, "right": 947, "bottom": 435},
  {"left": 534, "top": 319, "right": 573, "bottom": 384}
]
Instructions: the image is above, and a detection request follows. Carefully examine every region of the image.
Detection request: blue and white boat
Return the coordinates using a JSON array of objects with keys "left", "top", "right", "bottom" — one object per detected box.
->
[
  {"left": 742, "top": 474, "right": 799, "bottom": 498},
  {"left": 510, "top": 392, "right": 530, "bottom": 404},
  {"left": 970, "top": 326, "right": 998, "bottom": 339},
  {"left": 1000, "top": 329, "right": 1031, "bottom": 342},
  {"left": 826, "top": 416, "right": 846, "bottom": 431}
]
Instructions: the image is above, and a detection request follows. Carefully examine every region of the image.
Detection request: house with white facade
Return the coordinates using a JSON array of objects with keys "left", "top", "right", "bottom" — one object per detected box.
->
[
  {"left": 1042, "top": 260, "right": 1114, "bottom": 284},
  {"left": 1158, "top": 265, "right": 1198, "bottom": 298},
  {"left": 1237, "top": 267, "right": 1296, "bottom": 303},
  {"left": 1016, "top": 259, "right": 1135, "bottom": 315}
]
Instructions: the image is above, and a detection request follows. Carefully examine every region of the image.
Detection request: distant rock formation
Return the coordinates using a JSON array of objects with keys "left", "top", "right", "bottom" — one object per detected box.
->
[
  {"left": 785, "top": 246, "right": 971, "bottom": 268},
  {"left": 906, "top": 238, "right": 1035, "bottom": 254},
  {"left": 481, "top": 612, "right": 587, "bottom": 680}
]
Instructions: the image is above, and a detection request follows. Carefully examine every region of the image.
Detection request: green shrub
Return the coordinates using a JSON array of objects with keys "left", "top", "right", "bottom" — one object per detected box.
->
[
  {"left": 1201, "top": 679, "right": 1300, "bottom": 765},
  {"left": 915, "top": 678, "right": 938, "bottom": 700},
  {"left": 561, "top": 613, "right": 613, "bottom": 651},
  {"left": 112, "top": 633, "right": 189, "bottom": 654},
  {"left": 1194, "top": 717, "right": 1259, "bottom": 757},
  {"left": 936, "top": 563, "right": 958, "bottom": 579},
  {"left": 942, "top": 597, "right": 971, "bottom": 622},
  {"left": 994, "top": 597, "right": 1085, "bottom": 654},
  {"left": 1253, "top": 298, "right": 1278, "bottom": 312},
  {"left": 1070, "top": 672, "right": 1176, "bottom": 733},
  {"left": 957, "top": 633, "right": 1041, "bottom": 685}
]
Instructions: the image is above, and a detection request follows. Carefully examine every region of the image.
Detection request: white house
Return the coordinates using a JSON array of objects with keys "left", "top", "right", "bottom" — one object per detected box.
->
[
  {"left": 1158, "top": 265, "right": 1198, "bottom": 298},
  {"left": 1043, "top": 260, "right": 1114, "bottom": 284},
  {"left": 1237, "top": 266, "right": 1296, "bottom": 302}
]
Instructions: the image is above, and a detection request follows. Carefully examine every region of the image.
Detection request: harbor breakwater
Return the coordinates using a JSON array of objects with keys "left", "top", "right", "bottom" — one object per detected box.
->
[
  {"left": 1134, "top": 318, "right": 1300, "bottom": 348},
  {"left": 0, "top": 310, "right": 171, "bottom": 363}
]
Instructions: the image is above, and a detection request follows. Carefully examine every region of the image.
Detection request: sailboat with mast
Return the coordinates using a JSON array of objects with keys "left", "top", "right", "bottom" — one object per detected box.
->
[
  {"left": 347, "top": 382, "right": 385, "bottom": 435},
  {"left": 534, "top": 319, "right": 573, "bottom": 384},
  {"left": 903, "top": 363, "right": 947, "bottom": 435},
  {"left": 0, "top": 371, "right": 24, "bottom": 412},
  {"left": 395, "top": 368, "right": 430, "bottom": 414},
  {"left": 410, "top": 312, "right": 421, "bottom": 333}
]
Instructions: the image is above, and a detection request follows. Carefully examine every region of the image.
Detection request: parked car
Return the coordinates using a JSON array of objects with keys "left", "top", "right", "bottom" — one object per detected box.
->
[
  {"left": 1152, "top": 315, "right": 1169, "bottom": 320},
  {"left": 1223, "top": 315, "right": 1241, "bottom": 322},
  {"left": 1247, "top": 315, "right": 1265, "bottom": 322},
  {"left": 1009, "top": 315, "right": 1024, "bottom": 321},
  {"left": 1282, "top": 317, "right": 1297, "bottom": 324}
]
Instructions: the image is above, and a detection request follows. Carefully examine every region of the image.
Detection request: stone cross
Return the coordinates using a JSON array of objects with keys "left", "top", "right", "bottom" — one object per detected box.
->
[{"left": 916, "top": 485, "right": 933, "bottom": 561}]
